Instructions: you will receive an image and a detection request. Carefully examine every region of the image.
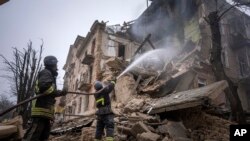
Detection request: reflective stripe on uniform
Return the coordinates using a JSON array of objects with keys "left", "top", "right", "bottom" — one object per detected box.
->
[
  {"left": 44, "top": 84, "right": 55, "bottom": 95},
  {"left": 31, "top": 112, "right": 53, "bottom": 118},
  {"left": 35, "top": 80, "right": 55, "bottom": 95},
  {"left": 35, "top": 80, "right": 39, "bottom": 94},
  {"left": 31, "top": 108, "right": 54, "bottom": 119},
  {"left": 96, "top": 98, "right": 104, "bottom": 105},
  {"left": 31, "top": 99, "right": 54, "bottom": 119}
]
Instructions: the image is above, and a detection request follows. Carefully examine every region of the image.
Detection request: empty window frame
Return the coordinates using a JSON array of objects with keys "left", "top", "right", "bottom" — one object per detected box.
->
[
  {"left": 91, "top": 39, "right": 96, "bottom": 55},
  {"left": 118, "top": 44, "right": 125, "bottom": 59},
  {"left": 78, "top": 97, "right": 82, "bottom": 113}
]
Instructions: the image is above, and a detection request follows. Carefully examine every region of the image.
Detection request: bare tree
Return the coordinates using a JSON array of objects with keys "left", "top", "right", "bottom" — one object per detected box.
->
[
  {"left": 204, "top": 0, "right": 250, "bottom": 123},
  {"left": 0, "top": 41, "right": 43, "bottom": 127},
  {"left": 0, "top": 95, "right": 14, "bottom": 121}
]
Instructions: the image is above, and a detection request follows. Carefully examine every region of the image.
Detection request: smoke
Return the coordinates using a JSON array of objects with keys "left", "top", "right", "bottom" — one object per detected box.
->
[
  {"left": 130, "top": 0, "right": 198, "bottom": 48},
  {"left": 117, "top": 0, "right": 200, "bottom": 78}
]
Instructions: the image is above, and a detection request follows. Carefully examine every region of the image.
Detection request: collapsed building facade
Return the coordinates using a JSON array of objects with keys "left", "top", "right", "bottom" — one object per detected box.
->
[
  {"left": 62, "top": 21, "right": 140, "bottom": 120},
  {"left": 51, "top": 0, "right": 250, "bottom": 141}
]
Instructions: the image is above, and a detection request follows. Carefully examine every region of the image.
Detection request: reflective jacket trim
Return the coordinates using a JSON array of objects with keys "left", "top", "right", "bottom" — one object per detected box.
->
[
  {"left": 44, "top": 84, "right": 55, "bottom": 95},
  {"left": 96, "top": 98, "right": 104, "bottom": 105},
  {"left": 35, "top": 80, "right": 55, "bottom": 95},
  {"left": 31, "top": 99, "right": 54, "bottom": 119},
  {"left": 35, "top": 80, "right": 39, "bottom": 94}
]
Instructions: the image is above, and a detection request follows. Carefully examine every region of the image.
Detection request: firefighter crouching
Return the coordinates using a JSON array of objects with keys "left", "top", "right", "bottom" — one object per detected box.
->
[
  {"left": 94, "top": 80, "right": 115, "bottom": 141},
  {"left": 23, "top": 56, "right": 67, "bottom": 141}
]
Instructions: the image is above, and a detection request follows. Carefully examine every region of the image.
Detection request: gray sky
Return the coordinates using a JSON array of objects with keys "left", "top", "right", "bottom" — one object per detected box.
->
[{"left": 0, "top": 0, "right": 147, "bottom": 100}]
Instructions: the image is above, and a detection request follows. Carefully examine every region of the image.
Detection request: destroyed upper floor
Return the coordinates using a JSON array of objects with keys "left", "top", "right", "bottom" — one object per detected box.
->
[{"left": 126, "top": 0, "right": 250, "bottom": 80}]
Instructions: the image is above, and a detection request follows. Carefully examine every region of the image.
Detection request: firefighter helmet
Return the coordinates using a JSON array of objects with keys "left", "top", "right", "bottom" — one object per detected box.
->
[
  {"left": 44, "top": 56, "right": 58, "bottom": 67},
  {"left": 94, "top": 81, "right": 103, "bottom": 90}
]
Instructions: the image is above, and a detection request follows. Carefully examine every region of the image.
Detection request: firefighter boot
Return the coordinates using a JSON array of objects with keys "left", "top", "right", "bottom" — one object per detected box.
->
[{"left": 106, "top": 137, "right": 114, "bottom": 141}]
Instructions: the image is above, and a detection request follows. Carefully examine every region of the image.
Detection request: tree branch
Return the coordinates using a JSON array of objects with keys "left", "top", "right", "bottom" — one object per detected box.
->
[{"left": 218, "top": 2, "right": 250, "bottom": 20}]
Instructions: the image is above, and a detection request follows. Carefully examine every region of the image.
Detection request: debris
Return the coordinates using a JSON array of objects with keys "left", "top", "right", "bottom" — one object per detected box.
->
[
  {"left": 115, "top": 74, "right": 136, "bottom": 104},
  {"left": 131, "top": 121, "right": 150, "bottom": 137},
  {"left": 0, "top": 116, "right": 24, "bottom": 140},
  {"left": 164, "top": 121, "right": 188, "bottom": 139},
  {"left": 80, "top": 127, "right": 95, "bottom": 141},
  {"left": 124, "top": 98, "right": 144, "bottom": 113},
  {"left": 51, "top": 117, "right": 94, "bottom": 135},
  {"left": 137, "top": 132, "right": 161, "bottom": 141},
  {"left": 148, "top": 80, "right": 228, "bottom": 114},
  {"left": 105, "top": 57, "right": 128, "bottom": 71}
]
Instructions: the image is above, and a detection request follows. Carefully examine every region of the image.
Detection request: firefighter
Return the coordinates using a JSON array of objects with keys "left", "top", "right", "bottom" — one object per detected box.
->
[
  {"left": 23, "top": 55, "right": 67, "bottom": 141},
  {"left": 94, "top": 80, "right": 115, "bottom": 141}
]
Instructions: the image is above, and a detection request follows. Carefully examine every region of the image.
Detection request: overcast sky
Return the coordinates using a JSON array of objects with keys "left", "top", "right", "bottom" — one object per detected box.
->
[{"left": 0, "top": 0, "right": 147, "bottom": 100}]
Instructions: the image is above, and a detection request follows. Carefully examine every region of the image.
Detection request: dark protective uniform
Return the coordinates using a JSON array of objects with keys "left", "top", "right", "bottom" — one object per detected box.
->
[
  {"left": 23, "top": 68, "right": 60, "bottom": 141},
  {"left": 94, "top": 81, "right": 115, "bottom": 141}
]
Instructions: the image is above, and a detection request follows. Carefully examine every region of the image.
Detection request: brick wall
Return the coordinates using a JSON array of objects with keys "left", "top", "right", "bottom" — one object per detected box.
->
[{"left": 179, "top": 108, "right": 234, "bottom": 141}]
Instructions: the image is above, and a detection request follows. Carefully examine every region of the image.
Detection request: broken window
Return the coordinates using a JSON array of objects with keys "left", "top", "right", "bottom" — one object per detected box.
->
[
  {"left": 88, "top": 65, "right": 93, "bottom": 83},
  {"left": 75, "top": 79, "right": 79, "bottom": 91},
  {"left": 197, "top": 77, "right": 206, "bottom": 87},
  {"left": 84, "top": 95, "right": 89, "bottom": 112},
  {"left": 91, "top": 39, "right": 96, "bottom": 55},
  {"left": 68, "top": 106, "right": 72, "bottom": 114},
  {"left": 78, "top": 97, "right": 82, "bottom": 113},
  {"left": 107, "top": 40, "right": 116, "bottom": 56},
  {"left": 72, "top": 101, "right": 76, "bottom": 115},
  {"left": 238, "top": 47, "right": 250, "bottom": 77},
  {"left": 118, "top": 44, "right": 125, "bottom": 59},
  {"left": 221, "top": 48, "right": 229, "bottom": 68}
]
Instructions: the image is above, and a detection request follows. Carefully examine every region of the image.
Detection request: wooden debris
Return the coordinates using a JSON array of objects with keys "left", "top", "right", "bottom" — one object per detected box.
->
[
  {"left": 51, "top": 118, "right": 94, "bottom": 135},
  {"left": 0, "top": 125, "right": 17, "bottom": 139},
  {"left": 0, "top": 116, "right": 23, "bottom": 140}
]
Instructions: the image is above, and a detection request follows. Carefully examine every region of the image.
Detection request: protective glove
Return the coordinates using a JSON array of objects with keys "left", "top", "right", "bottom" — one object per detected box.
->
[
  {"left": 61, "top": 87, "right": 68, "bottom": 96},
  {"left": 110, "top": 80, "right": 116, "bottom": 85},
  {"left": 57, "top": 88, "right": 68, "bottom": 97},
  {"left": 108, "top": 76, "right": 116, "bottom": 84}
]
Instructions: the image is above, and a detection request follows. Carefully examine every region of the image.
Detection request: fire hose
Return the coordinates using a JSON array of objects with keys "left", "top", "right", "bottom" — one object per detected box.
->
[{"left": 0, "top": 88, "right": 106, "bottom": 117}]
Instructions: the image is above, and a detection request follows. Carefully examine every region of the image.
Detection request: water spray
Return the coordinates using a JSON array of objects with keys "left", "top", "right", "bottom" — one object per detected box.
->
[{"left": 117, "top": 48, "right": 174, "bottom": 79}]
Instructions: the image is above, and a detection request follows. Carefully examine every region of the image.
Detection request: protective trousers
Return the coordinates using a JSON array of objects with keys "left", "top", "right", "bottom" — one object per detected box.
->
[
  {"left": 23, "top": 117, "right": 51, "bottom": 141},
  {"left": 95, "top": 114, "right": 114, "bottom": 141}
]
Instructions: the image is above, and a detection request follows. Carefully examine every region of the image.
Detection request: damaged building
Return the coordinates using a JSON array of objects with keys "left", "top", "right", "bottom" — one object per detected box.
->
[
  {"left": 51, "top": 0, "right": 250, "bottom": 141},
  {"left": 62, "top": 21, "right": 140, "bottom": 120}
]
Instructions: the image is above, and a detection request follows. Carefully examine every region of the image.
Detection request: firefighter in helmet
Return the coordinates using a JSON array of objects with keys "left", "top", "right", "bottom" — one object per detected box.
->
[
  {"left": 23, "top": 55, "right": 67, "bottom": 141},
  {"left": 94, "top": 80, "right": 115, "bottom": 141}
]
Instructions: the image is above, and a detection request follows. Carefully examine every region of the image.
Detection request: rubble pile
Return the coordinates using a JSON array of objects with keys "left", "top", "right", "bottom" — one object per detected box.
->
[
  {"left": 50, "top": 47, "right": 233, "bottom": 141},
  {"left": 106, "top": 47, "right": 232, "bottom": 141},
  {"left": 49, "top": 117, "right": 95, "bottom": 141}
]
